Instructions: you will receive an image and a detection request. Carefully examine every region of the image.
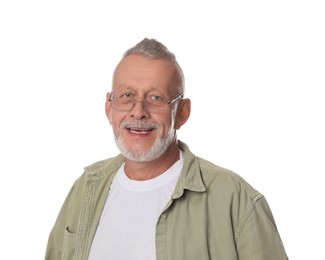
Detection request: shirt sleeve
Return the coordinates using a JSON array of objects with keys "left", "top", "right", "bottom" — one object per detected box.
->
[{"left": 235, "top": 196, "right": 289, "bottom": 260}]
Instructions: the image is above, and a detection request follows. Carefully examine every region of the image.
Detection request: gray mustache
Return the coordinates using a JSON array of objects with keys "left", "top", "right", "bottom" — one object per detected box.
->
[{"left": 120, "top": 121, "right": 158, "bottom": 130}]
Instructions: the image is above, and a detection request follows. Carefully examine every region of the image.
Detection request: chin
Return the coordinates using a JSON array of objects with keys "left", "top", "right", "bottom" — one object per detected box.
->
[{"left": 114, "top": 133, "right": 174, "bottom": 162}]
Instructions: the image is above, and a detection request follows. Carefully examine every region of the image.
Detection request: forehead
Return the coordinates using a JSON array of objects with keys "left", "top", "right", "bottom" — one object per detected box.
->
[{"left": 112, "top": 54, "right": 179, "bottom": 95}]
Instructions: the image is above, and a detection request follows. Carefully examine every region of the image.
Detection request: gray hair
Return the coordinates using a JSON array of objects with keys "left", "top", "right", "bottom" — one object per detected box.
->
[{"left": 123, "top": 38, "right": 185, "bottom": 94}]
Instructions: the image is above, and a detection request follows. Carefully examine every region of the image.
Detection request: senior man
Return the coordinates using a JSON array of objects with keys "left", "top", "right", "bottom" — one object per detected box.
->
[{"left": 45, "top": 38, "right": 288, "bottom": 260}]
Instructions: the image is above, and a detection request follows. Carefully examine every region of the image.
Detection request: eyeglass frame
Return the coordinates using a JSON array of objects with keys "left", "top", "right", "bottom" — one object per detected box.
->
[{"left": 108, "top": 92, "right": 184, "bottom": 112}]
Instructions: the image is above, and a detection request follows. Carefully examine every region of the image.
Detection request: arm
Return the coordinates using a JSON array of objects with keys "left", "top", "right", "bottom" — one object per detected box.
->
[{"left": 235, "top": 197, "right": 288, "bottom": 260}]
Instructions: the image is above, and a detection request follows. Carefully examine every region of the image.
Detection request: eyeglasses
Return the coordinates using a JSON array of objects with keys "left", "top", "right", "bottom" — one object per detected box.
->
[{"left": 109, "top": 92, "right": 184, "bottom": 112}]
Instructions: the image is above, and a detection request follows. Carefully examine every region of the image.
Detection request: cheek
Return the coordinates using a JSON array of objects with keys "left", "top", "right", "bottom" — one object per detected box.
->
[
  {"left": 112, "top": 122, "right": 120, "bottom": 135},
  {"left": 157, "top": 115, "right": 175, "bottom": 136},
  {"left": 109, "top": 114, "right": 124, "bottom": 134}
]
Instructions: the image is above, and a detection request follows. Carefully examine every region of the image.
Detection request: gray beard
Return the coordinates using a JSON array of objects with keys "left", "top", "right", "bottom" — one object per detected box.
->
[{"left": 114, "top": 128, "right": 175, "bottom": 162}]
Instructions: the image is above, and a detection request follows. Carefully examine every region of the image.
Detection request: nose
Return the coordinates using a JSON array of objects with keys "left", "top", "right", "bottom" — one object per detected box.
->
[{"left": 130, "top": 100, "right": 150, "bottom": 120}]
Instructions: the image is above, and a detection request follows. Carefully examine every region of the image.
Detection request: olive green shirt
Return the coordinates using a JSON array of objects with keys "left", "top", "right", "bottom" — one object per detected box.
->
[{"left": 45, "top": 141, "right": 288, "bottom": 260}]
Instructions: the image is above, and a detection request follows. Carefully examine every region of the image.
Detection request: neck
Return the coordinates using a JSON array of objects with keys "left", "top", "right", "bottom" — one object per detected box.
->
[{"left": 124, "top": 141, "right": 180, "bottom": 181}]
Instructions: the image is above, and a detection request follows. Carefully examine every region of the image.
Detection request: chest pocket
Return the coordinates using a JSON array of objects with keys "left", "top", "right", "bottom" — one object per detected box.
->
[{"left": 61, "top": 226, "right": 76, "bottom": 260}]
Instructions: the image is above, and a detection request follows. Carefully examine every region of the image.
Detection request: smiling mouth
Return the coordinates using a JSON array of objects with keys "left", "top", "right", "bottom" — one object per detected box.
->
[
  {"left": 120, "top": 121, "right": 158, "bottom": 135},
  {"left": 127, "top": 127, "right": 155, "bottom": 134}
]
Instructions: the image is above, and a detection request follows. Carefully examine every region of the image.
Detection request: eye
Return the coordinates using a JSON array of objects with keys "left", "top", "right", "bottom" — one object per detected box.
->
[
  {"left": 148, "top": 95, "right": 164, "bottom": 102},
  {"left": 119, "top": 92, "right": 134, "bottom": 99}
]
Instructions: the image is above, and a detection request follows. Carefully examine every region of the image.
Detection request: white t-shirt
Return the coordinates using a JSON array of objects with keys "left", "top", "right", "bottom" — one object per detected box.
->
[{"left": 88, "top": 152, "right": 184, "bottom": 260}]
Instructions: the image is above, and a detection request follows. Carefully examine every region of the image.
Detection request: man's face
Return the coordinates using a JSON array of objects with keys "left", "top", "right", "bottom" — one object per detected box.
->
[{"left": 106, "top": 54, "right": 183, "bottom": 162}]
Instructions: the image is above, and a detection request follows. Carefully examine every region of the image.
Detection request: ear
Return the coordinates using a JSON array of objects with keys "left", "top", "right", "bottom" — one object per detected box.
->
[
  {"left": 175, "top": 98, "right": 191, "bottom": 130},
  {"left": 105, "top": 92, "right": 112, "bottom": 124}
]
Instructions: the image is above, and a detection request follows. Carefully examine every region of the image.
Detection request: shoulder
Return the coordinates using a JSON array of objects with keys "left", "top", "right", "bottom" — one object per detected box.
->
[
  {"left": 197, "top": 157, "right": 263, "bottom": 201},
  {"left": 70, "top": 154, "right": 125, "bottom": 191},
  {"left": 84, "top": 154, "right": 124, "bottom": 175},
  {"left": 59, "top": 155, "right": 125, "bottom": 216},
  {"left": 179, "top": 140, "right": 262, "bottom": 201}
]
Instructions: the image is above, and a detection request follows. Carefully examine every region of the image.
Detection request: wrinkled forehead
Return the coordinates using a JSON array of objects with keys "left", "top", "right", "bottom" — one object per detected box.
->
[{"left": 112, "top": 55, "right": 181, "bottom": 96}]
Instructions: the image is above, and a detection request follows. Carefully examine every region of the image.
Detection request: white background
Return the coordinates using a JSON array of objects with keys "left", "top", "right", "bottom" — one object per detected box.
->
[{"left": 1, "top": 0, "right": 324, "bottom": 259}]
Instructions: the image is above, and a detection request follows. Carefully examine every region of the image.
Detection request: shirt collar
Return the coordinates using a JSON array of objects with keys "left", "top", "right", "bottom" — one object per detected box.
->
[{"left": 172, "top": 141, "right": 206, "bottom": 199}]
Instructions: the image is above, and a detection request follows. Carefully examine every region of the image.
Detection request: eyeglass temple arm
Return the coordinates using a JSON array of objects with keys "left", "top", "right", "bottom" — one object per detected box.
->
[{"left": 168, "top": 93, "right": 184, "bottom": 104}]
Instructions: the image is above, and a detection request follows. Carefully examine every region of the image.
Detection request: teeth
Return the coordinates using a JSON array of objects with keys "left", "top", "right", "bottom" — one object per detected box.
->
[
  {"left": 121, "top": 122, "right": 157, "bottom": 134},
  {"left": 130, "top": 129, "right": 149, "bottom": 134},
  {"left": 128, "top": 127, "right": 153, "bottom": 134},
  {"left": 130, "top": 128, "right": 150, "bottom": 131}
]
